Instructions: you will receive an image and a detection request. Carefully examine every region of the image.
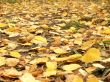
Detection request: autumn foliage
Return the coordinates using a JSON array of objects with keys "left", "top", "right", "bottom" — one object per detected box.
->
[{"left": 0, "top": 0, "right": 110, "bottom": 82}]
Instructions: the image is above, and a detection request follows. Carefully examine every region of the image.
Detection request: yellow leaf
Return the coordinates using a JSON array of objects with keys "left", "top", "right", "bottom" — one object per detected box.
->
[
  {"left": 87, "top": 75, "right": 99, "bottom": 82},
  {"left": 41, "top": 24, "right": 50, "bottom": 29},
  {"left": 0, "top": 57, "right": 6, "bottom": 66},
  {"left": 101, "top": 28, "right": 110, "bottom": 35},
  {"left": 43, "top": 62, "right": 57, "bottom": 76},
  {"left": 8, "top": 23, "right": 15, "bottom": 27},
  {"left": 43, "top": 70, "right": 57, "bottom": 77},
  {"left": 30, "top": 57, "right": 49, "bottom": 64},
  {"left": 62, "top": 64, "right": 81, "bottom": 71},
  {"left": 19, "top": 72, "right": 41, "bottom": 82},
  {"left": 10, "top": 51, "right": 21, "bottom": 58},
  {"left": 53, "top": 48, "right": 67, "bottom": 54},
  {"left": 74, "top": 38, "right": 83, "bottom": 45},
  {"left": 68, "top": 27, "right": 76, "bottom": 33},
  {"left": 80, "top": 40, "right": 96, "bottom": 50},
  {"left": 31, "top": 36, "right": 47, "bottom": 43},
  {"left": 73, "top": 75, "right": 83, "bottom": 82},
  {"left": 0, "top": 23, "right": 7, "bottom": 28},
  {"left": 46, "top": 62, "right": 57, "bottom": 70},
  {"left": 81, "top": 48, "right": 101, "bottom": 63},
  {"left": 0, "top": 48, "right": 7, "bottom": 53},
  {"left": 85, "top": 67, "right": 96, "bottom": 73},
  {"left": 62, "top": 12, "right": 68, "bottom": 17},
  {"left": 55, "top": 54, "right": 82, "bottom": 62},
  {"left": 6, "top": 27, "right": 20, "bottom": 32}
]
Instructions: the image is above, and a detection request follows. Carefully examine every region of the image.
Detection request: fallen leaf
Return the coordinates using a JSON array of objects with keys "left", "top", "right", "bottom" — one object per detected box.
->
[
  {"left": 0, "top": 57, "right": 6, "bottom": 66},
  {"left": 27, "top": 26, "right": 37, "bottom": 33},
  {"left": 6, "top": 27, "right": 20, "bottom": 32},
  {"left": 41, "top": 24, "right": 50, "bottom": 29},
  {"left": 8, "top": 23, "right": 16, "bottom": 27},
  {"left": 10, "top": 51, "right": 21, "bottom": 58},
  {"left": 0, "top": 23, "right": 7, "bottom": 28},
  {"left": 62, "top": 11, "right": 68, "bottom": 17},
  {"left": 0, "top": 48, "right": 7, "bottom": 54},
  {"left": 30, "top": 57, "right": 49, "bottom": 64},
  {"left": 51, "top": 36, "right": 62, "bottom": 46},
  {"left": 74, "top": 37, "right": 83, "bottom": 45},
  {"left": 19, "top": 72, "right": 41, "bottom": 82},
  {"left": 101, "top": 28, "right": 110, "bottom": 35},
  {"left": 102, "top": 58, "right": 110, "bottom": 63},
  {"left": 55, "top": 54, "right": 82, "bottom": 62},
  {"left": 31, "top": 36, "right": 47, "bottom": 43},
  {"left": 92, "top": 63, "right": 105, "bottom": 69},
  {"left": 62, "top": 64, "right": 81, "bottom": 71},
  {"left": 8, "top": 32, "right": 20, "bottom": 37},
  {"left": 79, "top": 69, "right": 88, "bottom": 76},
  {"left": 3, "top": 68, "right": 22, "bottom": 78},
  {"left": 81, "top": 48, "right": 101, "bottom": 63},
  {"left": 53, "top": 47, "right": 67, "bottom": 54},
  {"left": 43, "top": 70, "right": 57, "bottom": 77},
  {"left": 43, "top": 62, "right": 57, "bottom": 76},
  {"left": 67, "top": 27, "right": 76, "bottom": 33},
  {"left": 7, "top": 42, "right": 17, "bottom": 50},
  {"left": 85, "top": 67, "right": 96, "bottom": 73},
  {"left": 6, "top": 58, "right": 19, "bottom": 67},
  {"left": 46, "top": 61, "right": 57, "bottom": 70},
  {"left": 87, "top": 75, "right": 99, "bottom": 82},
  {"left": 80, "top": 40, "right": 96, "bottom": 50},
  {"left": 65, "top": 74, "right": 74, "bottom": 82},
  {"left": 73, "top": 75, "right": 83, "bottom": 82}
]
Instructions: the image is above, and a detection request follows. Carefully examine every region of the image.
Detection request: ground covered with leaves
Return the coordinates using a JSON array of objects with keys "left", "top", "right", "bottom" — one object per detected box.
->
[{"left": 0, "top": 0, "right": 110, "bottom": 82}]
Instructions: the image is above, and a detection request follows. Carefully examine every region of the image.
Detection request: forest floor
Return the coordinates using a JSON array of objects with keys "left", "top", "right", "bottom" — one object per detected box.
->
[{"left": 0, "top": 1, "right": 110, "bottom": 82}]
